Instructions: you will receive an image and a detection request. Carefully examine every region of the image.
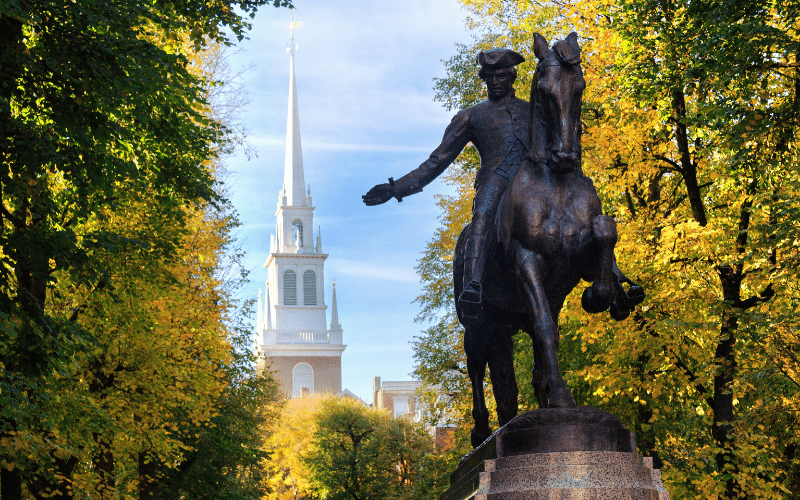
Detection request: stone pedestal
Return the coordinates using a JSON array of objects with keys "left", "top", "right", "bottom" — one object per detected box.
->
[{"left": 440, "top": 407, "right": 670, "bottom": 500}]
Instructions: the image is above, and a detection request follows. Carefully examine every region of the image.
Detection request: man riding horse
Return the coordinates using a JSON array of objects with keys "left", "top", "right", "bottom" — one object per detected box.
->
[
  {"left": 365, "top": 36, "right": 645, "bottom": 447},
  {"left": 362, "top": 48, "right": 529, "bottom": 318}
]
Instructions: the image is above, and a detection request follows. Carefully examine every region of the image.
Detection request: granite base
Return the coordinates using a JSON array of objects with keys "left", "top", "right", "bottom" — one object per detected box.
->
[{"left": 440, "top": 407, "right": 670, "bottom": 500}]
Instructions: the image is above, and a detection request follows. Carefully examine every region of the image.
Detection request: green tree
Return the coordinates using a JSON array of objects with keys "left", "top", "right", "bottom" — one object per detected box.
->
[
  {"left": 305, "top": 397, "right": 433, "bottom": 500},
  {"left": 0, "top": 1, "right": 291, "bottom": 499},
  {"left": 413, "top": 0, "right": 800, "bottom": 498}
]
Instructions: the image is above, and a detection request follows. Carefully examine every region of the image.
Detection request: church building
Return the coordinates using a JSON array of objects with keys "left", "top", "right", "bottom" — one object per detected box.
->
[{"left": 256, "top": 25, "right": 346, "bottom": 398}]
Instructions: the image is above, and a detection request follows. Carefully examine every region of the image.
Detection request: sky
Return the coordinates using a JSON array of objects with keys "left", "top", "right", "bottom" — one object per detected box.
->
[{"left": 224, "top": 0, "right": 477, "bottom": 402}]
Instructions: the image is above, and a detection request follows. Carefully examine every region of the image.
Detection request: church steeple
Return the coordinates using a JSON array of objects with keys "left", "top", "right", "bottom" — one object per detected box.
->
[
  {"left": 284, "top": 20, "right": 306, "bottom": 207},
  {"left": 257, "top": 18, "right": 345, "bottom": 399}
]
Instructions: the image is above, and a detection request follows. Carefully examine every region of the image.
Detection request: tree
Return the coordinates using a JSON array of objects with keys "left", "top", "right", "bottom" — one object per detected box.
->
[
  {"left": 264, "top": 393, "right": 325, "bottom": 500},
  {"left": 0, "top": 1, "right": 292, "bottom": 498},
  {"left": 304, "top": 397, "right": 434, "bottom": 500},
  {"left": 413, "top": 0, "right": 800, "bottom": 498}
]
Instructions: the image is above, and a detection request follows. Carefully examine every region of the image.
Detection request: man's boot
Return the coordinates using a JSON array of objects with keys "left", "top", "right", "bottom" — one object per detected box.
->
[{"left": 459, "top": 234, "right": 486, "bottom": 319}]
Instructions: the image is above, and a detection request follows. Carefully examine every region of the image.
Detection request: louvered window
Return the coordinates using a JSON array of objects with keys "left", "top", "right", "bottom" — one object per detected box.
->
[
  {"left": 283, "top": 270, "right": 297, "bottom": 305},
  {"left": 303, "top": 270, "right": 317, "bottom": 305}
]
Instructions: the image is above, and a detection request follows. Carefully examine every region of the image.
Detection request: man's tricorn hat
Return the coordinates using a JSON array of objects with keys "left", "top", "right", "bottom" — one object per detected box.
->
[{"left": 477, "top": 48, "right": 525, "bottom": 78}]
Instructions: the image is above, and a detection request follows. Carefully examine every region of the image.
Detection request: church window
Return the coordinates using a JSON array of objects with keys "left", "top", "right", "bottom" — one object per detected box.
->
[
  {"left": 303, "top": 270, "right": 317, "bottom": 305},
  {"left": 283, "top": 270, "right": 297, "bottom": 305},
  {"left": 292, "top": 219, "right": 303, "bottom": 247},
  {"left": 293, "top": 362, "right": 314, "bottom": 397}
]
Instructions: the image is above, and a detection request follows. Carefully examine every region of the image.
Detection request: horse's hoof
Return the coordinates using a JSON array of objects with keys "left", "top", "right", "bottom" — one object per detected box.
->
[
  {"left": 609, "top": 299, "right": 630, "bottom": 321},
  {"left": 581, "top": 286, "right": 610, "bottom": 314},
  {"left": 471, "top": 425, "right": 492, "bottom": 448},
  {"left": 545, "top": 379, "right": 577, "bottom": 408},
  {"left": 626, "top": 285, "right": 645, "bottom": 305}
]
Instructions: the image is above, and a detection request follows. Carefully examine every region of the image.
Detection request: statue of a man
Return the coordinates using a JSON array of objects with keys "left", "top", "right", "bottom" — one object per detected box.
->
[{"left": 362, "top": 48, "right": 529, "bottom": 317}]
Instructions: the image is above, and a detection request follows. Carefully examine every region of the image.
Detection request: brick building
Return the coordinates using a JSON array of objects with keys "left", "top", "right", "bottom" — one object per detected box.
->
[{"left": 372, "top": 377, "right": 455, "bottom": 451}]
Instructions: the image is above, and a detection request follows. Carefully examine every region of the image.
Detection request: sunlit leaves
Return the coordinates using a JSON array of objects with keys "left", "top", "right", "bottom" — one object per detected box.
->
[{"left": 413, "top": 0, "right": 800, "bottom": 497}]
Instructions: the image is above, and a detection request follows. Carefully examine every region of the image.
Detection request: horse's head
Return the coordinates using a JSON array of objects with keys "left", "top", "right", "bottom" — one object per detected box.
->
[{"left": 530, "top": 32, "right": 586, "bottom": 175}]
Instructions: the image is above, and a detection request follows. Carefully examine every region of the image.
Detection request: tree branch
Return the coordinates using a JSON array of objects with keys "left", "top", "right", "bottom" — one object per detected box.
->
[
  {"left": 653, "top": 154, "right": 683, "bottom": 173},
  {"left": 731, "top": 284, "right": 774, "bottom": 309}
]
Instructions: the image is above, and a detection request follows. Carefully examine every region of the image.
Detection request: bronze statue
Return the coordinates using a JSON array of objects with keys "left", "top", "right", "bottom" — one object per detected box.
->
[{"left": 364, "top": 33, "right": 644, "bottom": 448}]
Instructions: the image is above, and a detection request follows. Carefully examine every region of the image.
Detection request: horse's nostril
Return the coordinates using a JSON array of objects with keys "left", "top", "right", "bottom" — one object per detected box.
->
[{"left": 553, "top": 151, "right": 578, "bottom": 162}]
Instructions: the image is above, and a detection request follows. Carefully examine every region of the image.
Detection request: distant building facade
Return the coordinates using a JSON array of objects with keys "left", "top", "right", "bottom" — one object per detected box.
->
[
  {"left": 372, "top": 376, "right": 455, "bottom": 451},
  {"left": 373, "top": 377, "right": 421, "bottom": 419},
  {"left": 256, "top": 31, "right": 345, "bottom": 399}
]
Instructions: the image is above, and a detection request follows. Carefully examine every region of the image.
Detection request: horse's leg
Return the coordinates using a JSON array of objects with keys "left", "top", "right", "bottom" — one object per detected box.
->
[
  {"left": 581, "top": 215, "right": 619, "bottom": 314},
  {"left": 512, "top": 243, "right": 576, "bottom": 408},
  {"left": 467, "top": 353, "right": 491, "bottom": 447},
  {"left": 464, "top": 321, "right": 492, "bottom": 447},
  {"left": 487, "top": 327, "right": 518, "bottom": 426},
  {"left": 529, "top": 330, "right": 547, "bottom": 409}
]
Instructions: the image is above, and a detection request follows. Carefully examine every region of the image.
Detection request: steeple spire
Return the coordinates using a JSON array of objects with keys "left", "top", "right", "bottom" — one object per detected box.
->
[
  {"left": 329, "top": 283, "right": 342, "bottom": 331},
  {"left": 284, "top": 17, "right": 306, "bottom": 207}
]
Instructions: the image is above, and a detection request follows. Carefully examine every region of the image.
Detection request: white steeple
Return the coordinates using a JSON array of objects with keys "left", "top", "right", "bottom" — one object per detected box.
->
[
  {"left": 284, "top": 22, "right": 306, "bottom": 207},
  {"left": 256, "top": 18, "right": 345, "bottom": 399}
]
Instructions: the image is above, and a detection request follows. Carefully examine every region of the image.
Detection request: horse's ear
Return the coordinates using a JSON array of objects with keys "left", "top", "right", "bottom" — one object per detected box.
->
[
  {"left": 566, "top": 32, "right": 580, "bottom": 52},
  {"left": 533, "top": 33, "right": 549, "bottom": 61}
]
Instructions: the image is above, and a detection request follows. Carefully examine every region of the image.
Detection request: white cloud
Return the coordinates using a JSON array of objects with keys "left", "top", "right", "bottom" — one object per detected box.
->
[
  {"left": 248, "top": 135, "right": 434, "bottom": 153},
  {"left": 329, "top": 258, "right": 419, "bottom": 284}
]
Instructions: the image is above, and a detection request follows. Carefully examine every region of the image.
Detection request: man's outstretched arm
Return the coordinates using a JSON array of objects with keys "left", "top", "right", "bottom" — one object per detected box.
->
[{"left": 362, "top": 110, "right": 471, "bottom": 205}]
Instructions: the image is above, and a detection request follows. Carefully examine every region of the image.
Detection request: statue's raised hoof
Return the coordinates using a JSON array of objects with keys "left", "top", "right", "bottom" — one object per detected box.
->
[
  {"left": 471, "top": 424, "right": 492, "bottom": 448},
  {"left": 609, "top": 299, "right": 631, "bottom": 321},
  {"left": 545, "top": 379, "right": 577, "bottom": 408},
  {"left": 581, "top": 286, "right": 610, "bottom": 314},
  {"left": 626, "top": 284, "right": 645, "bottom": 305}
]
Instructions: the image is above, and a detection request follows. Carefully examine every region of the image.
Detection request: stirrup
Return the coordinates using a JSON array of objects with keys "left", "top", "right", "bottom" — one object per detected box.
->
[{"left": 459, "top": 281, "right": 482, "bottom": 319}]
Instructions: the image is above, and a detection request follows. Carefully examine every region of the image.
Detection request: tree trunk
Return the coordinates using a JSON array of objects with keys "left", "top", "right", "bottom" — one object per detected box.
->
[
  {"left": 1, "top": 468, "right": 22, "bottom": 500},
  {"left": 672, "top": 89, "right": 707, "bottom": 226},
  {"left": 712, "top": 293, "right": 739, "bottom": 499},
  {"left": 92, "top": 436, "right": 115, "bottom": 499},
  {"left": 139, "top": 451, "right": 159, "bottom": 500},
  {"left": 27, "top": 455, "right": 78, "bottom": 500},
  {"left": 710, "top": 193, "right": 754, "bottom": 499}
]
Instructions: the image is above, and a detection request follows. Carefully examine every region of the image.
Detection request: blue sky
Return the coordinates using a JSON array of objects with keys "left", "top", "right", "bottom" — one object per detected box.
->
[{"left": 225, "top": 1, "right": 476, "bottom": 401}]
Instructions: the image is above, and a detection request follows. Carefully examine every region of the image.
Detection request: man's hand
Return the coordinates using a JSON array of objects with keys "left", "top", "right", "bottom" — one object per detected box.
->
[{"left": 362, "top": 183, "right": 395, "bottom": 206}]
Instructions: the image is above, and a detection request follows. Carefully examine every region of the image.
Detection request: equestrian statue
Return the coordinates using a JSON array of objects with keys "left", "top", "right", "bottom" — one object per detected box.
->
[{"left": 363, "top": 32, "right": 644, "bottom": 448}]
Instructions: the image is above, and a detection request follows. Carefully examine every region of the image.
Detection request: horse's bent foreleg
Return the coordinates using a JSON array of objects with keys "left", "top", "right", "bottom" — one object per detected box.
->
[
  {"left": 467, "top": 354, "right": 491, "bottom": 447},
  {"left": 487, "top": 329, "right": 518, "bottom": 426},
  {"left": 513, "top": 243, "right": 576, "bottom": 408},
  {"left": 581, "top": 215, "right": 618, "bottom": 314}
]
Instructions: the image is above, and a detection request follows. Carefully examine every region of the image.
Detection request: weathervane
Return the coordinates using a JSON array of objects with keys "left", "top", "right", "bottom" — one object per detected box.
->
[{"left": 287, "top": 13, "right": 302, "bottom": 56}]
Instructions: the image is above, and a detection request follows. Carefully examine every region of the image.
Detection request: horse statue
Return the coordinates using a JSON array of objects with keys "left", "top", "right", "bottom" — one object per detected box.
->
[{"left": 453, "top": 32, "right": 644, "bottom": 447}]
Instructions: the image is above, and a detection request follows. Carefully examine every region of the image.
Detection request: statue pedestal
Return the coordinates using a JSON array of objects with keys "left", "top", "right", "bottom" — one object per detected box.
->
[{"left": 440, "top": 407, "right": 669, "bottom": 500}]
